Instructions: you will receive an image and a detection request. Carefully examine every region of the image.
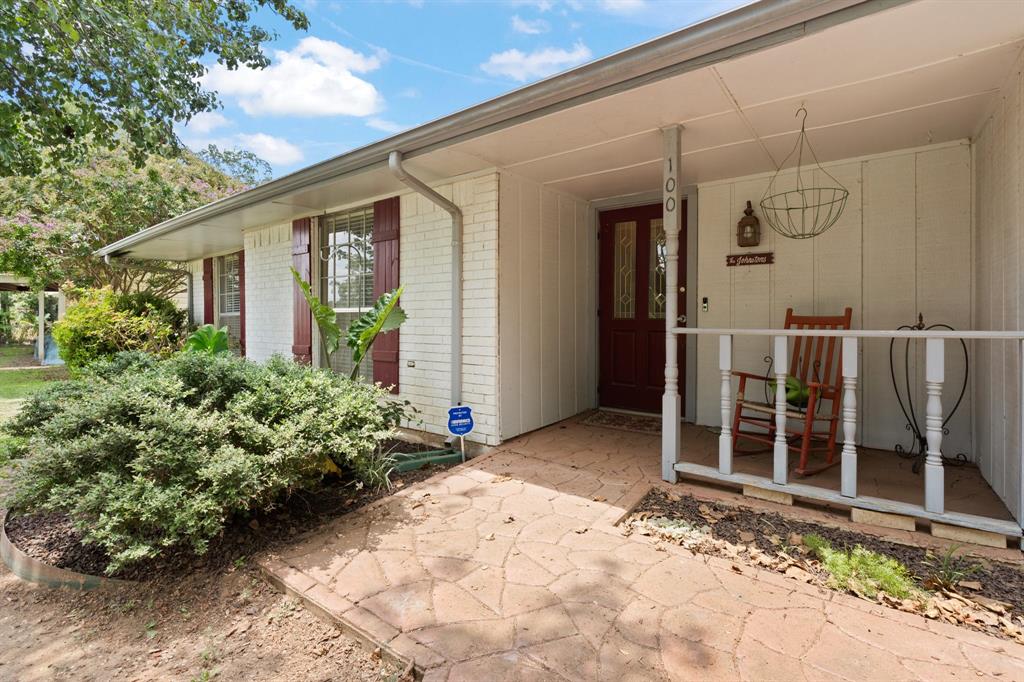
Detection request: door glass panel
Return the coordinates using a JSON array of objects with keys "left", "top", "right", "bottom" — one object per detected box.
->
[
  {"left": 648, "top": 218, "right": 666, "bottom": 319},
  {"left": 613, "top": 221, "right": 636, "bottom": 319}
]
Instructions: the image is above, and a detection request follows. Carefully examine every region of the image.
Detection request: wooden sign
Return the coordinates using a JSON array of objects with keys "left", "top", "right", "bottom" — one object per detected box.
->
[{"left": 726, "top": 252, "right": 774, "bottom": 267}]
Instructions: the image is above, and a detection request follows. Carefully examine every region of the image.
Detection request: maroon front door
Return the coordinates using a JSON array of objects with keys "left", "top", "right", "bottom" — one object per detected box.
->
[{"left": 598, "top": 202, "right": 686, "bottom": 413}]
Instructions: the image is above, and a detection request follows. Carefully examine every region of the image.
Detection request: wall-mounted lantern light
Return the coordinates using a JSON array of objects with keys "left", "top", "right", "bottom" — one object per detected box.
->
[{"left": 736, "top": 200, "right": 761, "bottom": 248}]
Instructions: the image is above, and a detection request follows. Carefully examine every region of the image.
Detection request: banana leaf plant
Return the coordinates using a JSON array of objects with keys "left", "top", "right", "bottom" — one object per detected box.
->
[
  {"left": 183, "top": 324, "right": 230, "bottom": 355},
  {"left": 291, "top": 267, "right": 407, "bottom": 379},
  {"left": 346, "top": 285, "right": 406, "bottom": 380},
  {"left": 291, "top": 267, "right": 342, "bottom": 362}
]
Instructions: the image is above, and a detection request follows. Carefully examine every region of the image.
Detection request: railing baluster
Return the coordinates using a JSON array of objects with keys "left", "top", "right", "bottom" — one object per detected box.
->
[
  {"left": 841, "top": 336, "right": 858, "bottom": 498},
  {"left": 719, "top": 334, "right": 733, "bottom": 475},
  {"left": 924, "top": 338, "right": 945, "bottom": 514},
  {"left": 773, "top": 335, "right": 788, "bottom": 485}
]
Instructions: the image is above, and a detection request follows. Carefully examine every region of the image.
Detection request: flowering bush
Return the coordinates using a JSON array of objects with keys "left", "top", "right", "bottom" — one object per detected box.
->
[
  {"left": 51, "top": 288, "right": 186, "bottom": 371},
  {"left": 4, "top": 352, "right": 408, "bottom": 573}
]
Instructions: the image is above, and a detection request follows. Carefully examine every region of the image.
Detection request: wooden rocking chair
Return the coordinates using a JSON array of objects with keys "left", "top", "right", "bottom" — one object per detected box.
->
[{"left": 731, "top": 307, "right": 853, "bottom": 476}]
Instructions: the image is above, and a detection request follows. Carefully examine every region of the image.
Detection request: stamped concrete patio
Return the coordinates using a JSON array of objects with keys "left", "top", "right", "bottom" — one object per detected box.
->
[{"left": 260, "top": 418, "right": 1024, "bottom": 680}]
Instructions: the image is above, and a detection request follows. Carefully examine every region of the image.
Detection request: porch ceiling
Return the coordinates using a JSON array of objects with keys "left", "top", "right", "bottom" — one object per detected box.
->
[
  {"left": 452, "top": 0, "right": 1024, "bottom": 201},
  {"left": 109, "top": 0, "right": 1024, "bottom": 260}
]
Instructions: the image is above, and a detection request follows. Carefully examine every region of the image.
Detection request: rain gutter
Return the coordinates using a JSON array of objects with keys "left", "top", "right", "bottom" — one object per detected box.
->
[{"left": 387, "top": 150, "right": 463, "bottom": 408}]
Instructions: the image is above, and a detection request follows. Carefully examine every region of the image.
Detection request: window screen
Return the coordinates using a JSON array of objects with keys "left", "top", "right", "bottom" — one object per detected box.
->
[
  {"left": 320, "top": 207, "right": 374, "bottom": 379},
  {"left": 218, "top": 253, "right": 242, "bottom": 352}
]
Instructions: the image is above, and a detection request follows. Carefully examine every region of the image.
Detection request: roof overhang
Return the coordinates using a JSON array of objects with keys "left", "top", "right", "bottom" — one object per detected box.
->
[
  {"left": 98, "top": 0, "right": 903, "bottom": 260},
  {"left": 98, "top": 0, "right": 1024, "bottom": 261}
]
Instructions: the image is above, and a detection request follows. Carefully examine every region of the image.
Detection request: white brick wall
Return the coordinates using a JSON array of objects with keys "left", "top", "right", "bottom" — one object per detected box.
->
[
  {"left": 399, "top": 173, "right": 500, "bottom": 445},
  {"left": 243, "top": 223, "right": 294, "bottom": 362},
  {"left": 231, "top": 173, "right": 502, "bottom": 445}
]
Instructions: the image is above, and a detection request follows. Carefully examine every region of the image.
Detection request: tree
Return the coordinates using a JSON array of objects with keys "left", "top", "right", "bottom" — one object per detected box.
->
[
  {"left": 0, "top": 142, "right": 249, "bottom": 295},
  {"left": 0, "top": 0, "right": 308, "bottom": 176},
  {"left": 197, "top": 144, "right": 273, "bottom": 187}
]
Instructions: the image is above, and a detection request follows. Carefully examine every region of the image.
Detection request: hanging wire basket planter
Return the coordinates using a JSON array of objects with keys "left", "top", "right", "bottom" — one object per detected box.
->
[{"left": 760, "top": 107, "right": 849, "bottom": 239}]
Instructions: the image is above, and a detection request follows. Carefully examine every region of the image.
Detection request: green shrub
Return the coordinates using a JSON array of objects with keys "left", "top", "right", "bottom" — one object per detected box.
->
[
  {"left": 52, "top": 288, "right": 185, "bottom": 371},
  {"left": 4, "top": 352, "right": 408, "bottom": 573},
  {"left": 804, "top": 534, "right": 917, "bottom": 599}
]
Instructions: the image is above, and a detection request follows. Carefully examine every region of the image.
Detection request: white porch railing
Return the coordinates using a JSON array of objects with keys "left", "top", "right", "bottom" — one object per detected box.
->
[{"left": 663, "top": 327, "right": 1024, "bottom": 538}]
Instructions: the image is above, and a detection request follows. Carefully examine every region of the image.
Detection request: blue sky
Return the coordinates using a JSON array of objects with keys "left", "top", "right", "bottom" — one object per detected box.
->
[{"left": 180, "top": 0, "right": 748, "bottom": 177}]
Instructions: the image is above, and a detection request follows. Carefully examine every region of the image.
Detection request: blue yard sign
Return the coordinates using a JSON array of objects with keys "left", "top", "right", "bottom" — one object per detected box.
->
[{"left": 447, "top": 405, "right": 474, "bottom": 437}]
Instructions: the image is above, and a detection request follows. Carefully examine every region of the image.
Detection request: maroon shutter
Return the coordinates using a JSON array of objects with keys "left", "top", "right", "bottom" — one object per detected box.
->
[
  {"left": 237, "top": 250, "right": 246, "bottom": 357},
  {"left": 202, "top": 258, "right": 214, "bottom": 325},
  {"left": 291, "top": 217, "right": 313, "bottom": 364},
  {"left": 372, "top": 197, "right": 400, "bottom": 393}
]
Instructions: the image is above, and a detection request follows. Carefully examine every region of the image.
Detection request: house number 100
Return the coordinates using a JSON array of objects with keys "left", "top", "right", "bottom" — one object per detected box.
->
[{"left": 665, "top": 158, "right": 677, "bottom": 213}]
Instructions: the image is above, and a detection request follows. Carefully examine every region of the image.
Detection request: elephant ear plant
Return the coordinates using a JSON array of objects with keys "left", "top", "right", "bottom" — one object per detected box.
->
[
  {"left": 182, "top": 324, "right": 230, "bottom": 355},
  {"left": 291, "top": 268, "right": 407, "bottom": 380}
]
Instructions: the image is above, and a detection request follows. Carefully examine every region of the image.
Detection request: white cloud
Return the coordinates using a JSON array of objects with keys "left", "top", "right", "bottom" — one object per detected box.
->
[
  {"left": 235, "top": 133, "right": 304, "bottom": 165},
  {"left": 508, "top": 0, "right": 553, "bottom": 10},
  {"left": 203, "top": 37, "right": 384, "bottom": 118},
  {"left": 186, "top": 111, "right": 231, "bottom": 135},
  {"left": 600, "top": 0, "right": 647, "bottom": 13},
  {"left": 397, "top": 87, "right": 420, "bottom": 99},
  {"left": 366, "top": 118, "right": 408, "bottom": 134},
  {"left": 481, "top": 41, "right": 592, "bottom": 82},
  {"left": 511, "top": 15, "right": 549, "bottom": 34}
]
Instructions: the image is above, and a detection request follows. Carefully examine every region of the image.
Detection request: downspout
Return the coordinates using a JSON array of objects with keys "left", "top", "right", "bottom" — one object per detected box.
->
[
  {"left": 104, "top": 255, "right": 195, "bottom": 324},
  {"left": 387, "top": 150, "right": 463, "bottom": 407}
]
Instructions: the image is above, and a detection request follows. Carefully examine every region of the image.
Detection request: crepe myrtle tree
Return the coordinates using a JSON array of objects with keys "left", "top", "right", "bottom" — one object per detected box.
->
[
  {"left": 0, "top": 142, "right": 251, "bottom": 295},
  {"left": 0, "top": 0, "right": 308, "bottom": 176}
]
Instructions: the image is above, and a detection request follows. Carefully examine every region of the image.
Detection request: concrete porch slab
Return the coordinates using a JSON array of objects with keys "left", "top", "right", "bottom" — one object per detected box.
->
[{"left": 259, "top": 419, "right": 1024, "bottom": 680}]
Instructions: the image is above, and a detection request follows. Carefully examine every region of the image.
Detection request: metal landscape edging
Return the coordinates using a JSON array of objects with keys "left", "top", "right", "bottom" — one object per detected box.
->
[{"left": 0, "top": 509, "right": 129, "bottom": 590}]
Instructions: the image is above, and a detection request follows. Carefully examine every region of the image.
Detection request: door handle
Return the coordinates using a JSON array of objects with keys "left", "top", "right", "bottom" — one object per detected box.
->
[{"left": 677, "top": 314, "right": 687, "bottom": 325}]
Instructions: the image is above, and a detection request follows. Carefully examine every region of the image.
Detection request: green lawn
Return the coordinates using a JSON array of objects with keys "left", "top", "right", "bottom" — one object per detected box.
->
[
  {"left": 0, "top": 367, "right": 68, "bottom": 401},
  {"left": 0, "top": 344, "right": 36, "bottom": 367}
]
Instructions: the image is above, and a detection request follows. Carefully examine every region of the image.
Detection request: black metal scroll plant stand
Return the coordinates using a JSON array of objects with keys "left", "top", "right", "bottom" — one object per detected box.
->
[{"left": 889, "top": 314, "right": 970, "bottom": 473}]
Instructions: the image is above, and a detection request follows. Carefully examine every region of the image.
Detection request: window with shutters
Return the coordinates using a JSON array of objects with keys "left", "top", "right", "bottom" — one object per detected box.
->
[
  {"left": 217, "top": 253, "right": 242, "bottom": 352},
  {"left": 319, "top": 206, "right": 374, "bottom": 379}
]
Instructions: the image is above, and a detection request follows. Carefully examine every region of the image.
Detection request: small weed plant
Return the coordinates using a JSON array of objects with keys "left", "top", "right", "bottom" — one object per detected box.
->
[
  {"left": 922, "top": 544, "right": 983, "bottom": 591},
  {"left": 804, "top": 534, "right": 917, "bottom": 599}
]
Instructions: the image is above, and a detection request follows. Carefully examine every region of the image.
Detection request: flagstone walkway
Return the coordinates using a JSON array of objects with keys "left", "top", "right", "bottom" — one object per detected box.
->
[{"left": 259, "top": 421, "right": 1024, "bottom": 681}]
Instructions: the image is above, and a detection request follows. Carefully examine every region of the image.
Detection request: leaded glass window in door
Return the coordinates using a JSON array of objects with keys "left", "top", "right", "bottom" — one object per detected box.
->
[
  {"left": 648, "top": 218, "right": 666, "bottom": 320},
  {"left": 612, "top": 221, "right": 636, "bottom": 319}
]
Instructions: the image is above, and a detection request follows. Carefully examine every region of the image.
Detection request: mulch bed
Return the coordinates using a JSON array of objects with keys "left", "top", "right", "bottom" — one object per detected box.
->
[
  {"left": 633, "top": 488, "right": 1024, "bottom": 615},
  {"left": 5, "top": 445, "right": 455, "bottom": 581}
]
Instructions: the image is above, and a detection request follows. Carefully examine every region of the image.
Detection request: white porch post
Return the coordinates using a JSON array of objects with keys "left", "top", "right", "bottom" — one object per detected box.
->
[
  {"left": 661, "top": 125, "right": 683, "bottom": 482},
  {"left": 840, "top": 336, "right": 858, "bottom": 498},
  {"left": 924, "top": 338, "right": 945, "bottom": 514},
  {"left": 1019, "top": 339, "right": 1024, "bottom": 534},
  {"left": 36, "top": 290, "right": 45, "bottom": 361},
  {"left": 719, "top": 335, "right": 733, "bottom": 475},
  {"left": 773, "top": 335, "right": 788, "bottom": 485}
]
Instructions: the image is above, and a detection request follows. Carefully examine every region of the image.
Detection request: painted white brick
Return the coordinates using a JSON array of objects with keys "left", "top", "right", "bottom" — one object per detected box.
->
[{"left": 243, "top": 223, "right": 294, "bottom": 362}]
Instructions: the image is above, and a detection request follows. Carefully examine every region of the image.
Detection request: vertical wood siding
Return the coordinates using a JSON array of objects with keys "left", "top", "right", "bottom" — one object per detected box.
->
[
  {"left": 974, "top": 51, "right": 1023, "bottom": 522},
  {"left": 696, "top": 141, "right": 974, "bottom": 458},
  {"left": 498, "top": 170, "right": 597, "bottom": 440}
]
